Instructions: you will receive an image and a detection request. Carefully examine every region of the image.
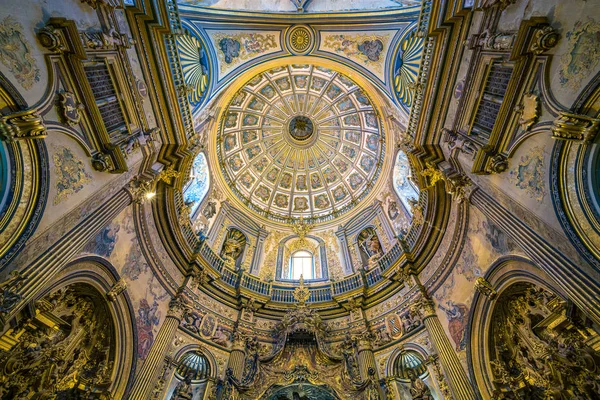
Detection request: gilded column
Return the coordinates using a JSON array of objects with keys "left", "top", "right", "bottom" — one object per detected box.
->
[
  {"left": 226, "top": 331, "right": 247, "bottom": 380},
  {"left": 128, "top": 297, "right": 188, "bottom": 400},
  {"left": 412, "top": 294, "right": 476, "bottom": 400},
  {"left": 355, "top": 332, "right": 378, "bottom": 381}
]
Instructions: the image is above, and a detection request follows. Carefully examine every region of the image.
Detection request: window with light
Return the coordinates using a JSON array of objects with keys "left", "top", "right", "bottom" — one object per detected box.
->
[
  {"left": 290, "top": 250, "right": 314, "bottom": 280},
  {"left": 183, "top": 152, "right": 210, "bottom": 215}
]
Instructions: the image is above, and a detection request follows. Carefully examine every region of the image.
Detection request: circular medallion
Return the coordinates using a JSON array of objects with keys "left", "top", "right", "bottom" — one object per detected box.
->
[
  {"left": 288, "top": 116, "right": 314, "bottom": 141},
  {"left": 288, "top": 26, "right": 313, "bottom": 54}
]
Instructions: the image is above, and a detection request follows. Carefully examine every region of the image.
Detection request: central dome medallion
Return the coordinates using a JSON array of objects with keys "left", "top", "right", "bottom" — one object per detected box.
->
[
  {"left": 217, "top": 64, "right": 385, "bottom": 223},
  {"left": 288, "top": 115, "right": 314, "bottom": 141}
]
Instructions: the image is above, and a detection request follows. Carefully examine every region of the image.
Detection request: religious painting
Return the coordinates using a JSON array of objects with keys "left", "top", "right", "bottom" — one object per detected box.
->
[
  {"left": 274, "top": 193, "right": 289, "bottom": 208},
  {"left": 246, "top": 145, "right": 261, "bottom": 159},
  {"left": 294, "top": 196, "right": 309, "bottom": 211},
  {"left": 296, "top": 175, "right": 307, "bottom": 190},
  {"left": 0, "top": 16, "right": 40, "bottom": 89},
  {"left": 323, "top": 167, "right": 337, "bottom": 184},
  {"left": 343, "top": 114, "right": 360, "bottom": 126},
  {"left": 136, "top": 298, "right": 161, "bottom": 360},
  {"left": 348, "top": 173, "right": 364, "bottom": 190},
  {"left": 333, "top": 158, "right": 348, "bottom": 173},
  {"left": 321, "top": 33, "right": 390, "bottom": 74},
  {"left": 248, "top": 97, "right": 265, "bottom": 112},
  {"left": 228, "top": 154, "right": 244, "bottom": 172},
  {"left": 342, "top": 145, "right": 357, "bottom": 159},
  {"left": 337, "top": 98, "right": 354, "bottom": 112},
  {"left": 83, "top": 223, "right": 120, "bottom": 258},
  {"left": 266, "top": 167, "right": 279, "bottom": 183},
  {"left": 332, "top": 186, "right": 347, "bottom": 202},
  {"left": 366, "top": 134, "right": 379, "bottom": 151},
  {"left": 218, "top": 37, "right": 241, "bottom": 63},
  {"left": 255, "top": 185, "right": 271, "bottom": 202},
  {"left": 243, "top": 114, "right": 259, "bottom": 126},
  {"left": 438, "top": 300, "right": 469, "bottom": 351},
  {"left": 311, "top": 76, "right": 326, "bottom": 90},
  {"left": 260, "top": 84, "right": 276, "bottom": 99},
  {"left": 314, "top": 194, "right": 330, "bottom": 209},
  {"left": 311, "top": 173, "right": 323, "bottom": 189},
  {"left": 253, "top": 156, "right": 269, "bottom": 172},
  {"left": 242, "top": 130, "right": 258, "bottom": 144},
  {"left": 365, "top": 113, "right": 378, "bottom": 129},
  {"left": 326, "top": 84, "right": 342, "bottom": 99},
  {"left": 239, "top": 172, "right": 255, "bottom": 189},
  {"left": 294, "top": 75, "right": 308, "bottom": 88},
  {"left": 275, "top": 77, "right": 291, "bottom": 91},
  {"left": 224, "top": 112, "right": 238, "bottom": 128},
  {"left": 344, "top": 130, "right": 360, "bottom": 144},
  {"left": 280, "top": 172, "right": 292, "bottom": 189},
  {"left": 360, "top": 155, "right": 375, "bottom": 173},
  {"left": 223, "top": 134, "right": 237, "bottom": 152}
]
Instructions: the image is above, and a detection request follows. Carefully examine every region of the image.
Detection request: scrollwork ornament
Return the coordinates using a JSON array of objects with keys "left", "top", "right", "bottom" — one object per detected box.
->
[
  {"left": 487, "top": 153, "right": 509, "bottom": 174},
  {"left": 551, "top": 112, "right": 600, "bottom": 143},
  {"left": 530, "top": 25, "right": 559, "bottom": 55},
  {"left": 421, "top": 163, "right": 443, "bottom": 188},
  {"left": 57, "top": 91, "right": 84, "bottom": 126},
  {"left": 0, "top": 109, "right": 47, "bottom": 142},
  {"left": 0, "top": 271, "right": 26, "bottom": 317},
  {"left": 37, "top": 25, "right": 66, "bottom": 53},
  {"left": 474, "top": 277, "right": 497, "bottom": 299},
  {"left": 106, "top": 278, "right": 127, "bottom": 301}
]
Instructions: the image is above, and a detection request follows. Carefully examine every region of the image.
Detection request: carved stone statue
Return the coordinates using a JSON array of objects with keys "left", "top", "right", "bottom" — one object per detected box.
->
[
  {"left": 171, "top": 375, "right": 193, "bottom": 400},
  {"left": 211, "top": 326, "right": 230, "bottom": 347},
  {"left": 407, "top": 369, "right": 433, "bottom": 400}
]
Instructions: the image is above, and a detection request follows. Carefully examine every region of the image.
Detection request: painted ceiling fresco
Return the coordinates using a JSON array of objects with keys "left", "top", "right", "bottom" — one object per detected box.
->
[{"left": 217, "top": 64, "right": 386, "bottom": 223}]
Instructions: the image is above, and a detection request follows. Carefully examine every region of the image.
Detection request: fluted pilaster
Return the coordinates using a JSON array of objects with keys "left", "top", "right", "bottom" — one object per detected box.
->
[
  {"left": 414, "top": 296, "right": 476, "bottom": 400},
  {"left": 470, "top": 188, "right": 600, "bottom": 325},
  {"left": 128, "top": 297, "right": 187, "bottom": 399},
  {"left": 227, "top": 332, "right": 247, "bottom": 380},
  {"left": 1, "top": 188, "right": 132, "bottom": 325}
]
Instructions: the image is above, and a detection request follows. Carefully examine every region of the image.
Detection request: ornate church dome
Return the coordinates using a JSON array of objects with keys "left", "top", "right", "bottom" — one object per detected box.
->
[{"left": 217, "top": 64, "right": 385, "bottom": 223}]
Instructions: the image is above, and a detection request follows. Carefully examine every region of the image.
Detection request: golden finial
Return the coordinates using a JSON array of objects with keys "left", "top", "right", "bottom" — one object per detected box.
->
[{"left": 293, "top": 274, "right": 310, "bottom": 305}]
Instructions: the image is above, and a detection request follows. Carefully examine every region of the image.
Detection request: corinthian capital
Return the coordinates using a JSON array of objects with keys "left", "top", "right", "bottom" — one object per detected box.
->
[
  {"left": 411, "top": 294, "right": 437, "bottom": 320},
  {"left": 167, "top": 296, "right": 189, "bottom": 320}
]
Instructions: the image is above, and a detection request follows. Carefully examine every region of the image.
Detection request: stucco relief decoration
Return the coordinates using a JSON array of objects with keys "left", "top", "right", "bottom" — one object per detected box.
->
[
  {"left": 213, "top": 32, "right": 277, "bottom": 73},
  {"left": 508, "top": 146, "right": 546, "bottom": 202},
  {"left": 177, "top": 33, "right": 210, "bottom": 106},
  {"left": 53, "top": 146, "right": 92, "bottom": 205},
  {"left": 559, "top": 18, "right": 600, "bottom": 90},
  {"left": 0, "top": 16, "right": 40, "bottom": 89},
  {"left": 393, "top": 29, "right": 423, "bottom": 108},
  {"left": 321, "top": 33, "right": 390, "bottom": 74}
]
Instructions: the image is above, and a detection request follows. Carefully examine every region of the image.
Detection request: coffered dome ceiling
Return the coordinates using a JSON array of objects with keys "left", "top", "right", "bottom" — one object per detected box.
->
[{"left": 217, "top": 64, "right": 385, "bottom": 223}]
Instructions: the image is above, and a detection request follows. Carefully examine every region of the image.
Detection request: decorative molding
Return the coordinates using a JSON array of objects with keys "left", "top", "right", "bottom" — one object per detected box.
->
[
  {"left": 474, "top": 277, "right": 497, "bottom": 299},
  {"left": 0, "top": 109, "right": 46, "bottom": 142},
  {"left": 551, "top": 112, "right": 600, "bottom": 143}
]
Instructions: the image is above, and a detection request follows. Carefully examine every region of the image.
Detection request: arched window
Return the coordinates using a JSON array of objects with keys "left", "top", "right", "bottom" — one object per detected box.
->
[
  {"left": 183, "top": 152, "right": 210, "bottom": 215},
  {"left": 176, "top": 350, "right": 211, "bottom": 381},
  {"left": 393, "top": 150, "right": 419, "bottom": 214},
  {"left": 290, "top": 250, "right": 314, "bottom": 280}
]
